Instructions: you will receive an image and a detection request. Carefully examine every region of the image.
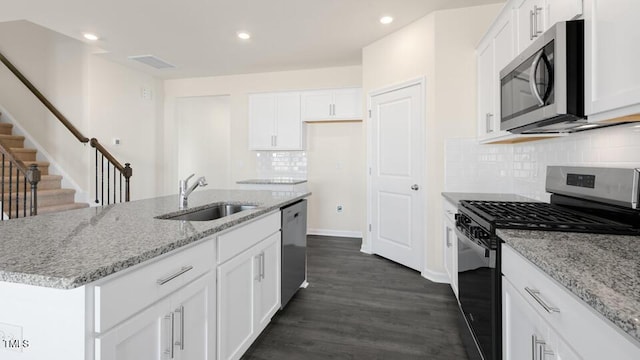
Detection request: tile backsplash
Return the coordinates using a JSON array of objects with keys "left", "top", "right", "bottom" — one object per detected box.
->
[
  {"left": 256, "top": 151, "right": 307, "bottom": 179},
  {"left": 445, "top": 123, "right": 640, "bottom": 201}
]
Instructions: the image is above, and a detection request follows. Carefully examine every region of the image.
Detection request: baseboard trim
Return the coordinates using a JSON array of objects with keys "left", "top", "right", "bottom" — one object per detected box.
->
[
  {"left": 307, "top": 228, "right": 362, "bottom": 239},
  {"left": 360, "top": 243, "right": 372, "bottom": 254},
  {"left": 421, "top": 268, "right": 450, "bottom": 284}
]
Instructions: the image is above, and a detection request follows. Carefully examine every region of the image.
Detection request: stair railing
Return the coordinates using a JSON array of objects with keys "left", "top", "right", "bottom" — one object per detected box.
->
[
  {"left": 0, "top": 140, "right": 40, "bottom": 220},
  {"left": 0, "top": 51, "right": 132, "bottom": 207}
]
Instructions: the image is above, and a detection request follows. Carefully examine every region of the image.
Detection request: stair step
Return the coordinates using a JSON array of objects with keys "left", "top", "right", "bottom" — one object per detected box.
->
[
  {"left": 2, "top": 188, "right": 76, "bottom": 209},
  {"left": 0, "top": 134, "right": 25, "bottom": 148},
  {"left": 37, "top": 202, "right": 89, "bottom": 215},
  {"left": 8, "top": 148, "right": 36, "bottom": 161},
  {"left": 2, "top": 161, "right": 49, "bottom": 175},
  {"left": 1, "top": 175, "right": 62, "bottom": 192},
  {"left": 0, "top": 123, "right": 13, "bottom": 135}
]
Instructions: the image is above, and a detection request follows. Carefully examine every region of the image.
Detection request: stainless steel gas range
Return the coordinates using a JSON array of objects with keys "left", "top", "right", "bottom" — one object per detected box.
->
[{"left": 454, "top": 166, "right": 640, "bottom": 360}]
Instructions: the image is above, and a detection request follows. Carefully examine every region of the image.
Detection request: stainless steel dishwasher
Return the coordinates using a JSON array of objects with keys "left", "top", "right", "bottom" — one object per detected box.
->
[{"left": 280, "top": 199, "right": 307, "bottom": 308}]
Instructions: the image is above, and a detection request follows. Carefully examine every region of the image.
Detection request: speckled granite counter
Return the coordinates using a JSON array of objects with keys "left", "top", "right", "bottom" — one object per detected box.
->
[
  {"left": 442, "top": 192, "right": 535, "bottom": 205},
  {"left": 237, "top": 178, "right": 307, "bottom": 185},
  {"left": 0, "top": 190, "right": 309, "bottom": 290},
  {"left": 499, "top": 229, "right": 640, "bottom": 343}
]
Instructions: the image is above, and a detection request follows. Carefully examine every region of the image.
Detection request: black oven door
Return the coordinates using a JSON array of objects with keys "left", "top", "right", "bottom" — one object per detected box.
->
[{"left": 456, "top": 228, "right": 500, "bottom": 360}]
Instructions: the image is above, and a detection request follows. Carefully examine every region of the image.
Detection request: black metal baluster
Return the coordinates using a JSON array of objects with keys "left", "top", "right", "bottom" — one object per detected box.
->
[
  {"left": 113, "top": 165, "right": 116, "bottom": 204},
  {"left": 1, "top": 154, "right": 4, "bottom": 220},
  {"left": 101, "top": 154, "right": 104, "bottom": 206},
  {"left": 8, "top": 162, "right": 12, "bottom": 219},
  {"left": 119, "top": 173, "right": 122, "bottom": 203},
  {"left": 107, "top": 161, "right": 110, "bottom": 205},
  {"left": 14, "top": 167, "right": 18, "bottom": 219},
  {"left": 95, "top": 148, "right": 99, "bottom": 204},
  {"left": 23, "top": 177, "right": 27, "bottom": 218}
]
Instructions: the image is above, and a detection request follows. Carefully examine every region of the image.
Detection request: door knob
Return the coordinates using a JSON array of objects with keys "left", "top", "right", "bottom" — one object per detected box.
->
[{"left": 411, "top": 184, "right": 419, "bottom": 191}]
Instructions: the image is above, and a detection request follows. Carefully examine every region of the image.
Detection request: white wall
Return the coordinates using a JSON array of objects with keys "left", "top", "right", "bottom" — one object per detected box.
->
[
  {"left": 362, "top": 3, "right": 503, "bottom": 277},
  {"left": 176, "top": 96, "right": 231, "bottom": 189},
  {"left": 0, "top": 20, "right": 164, "bottom": 202},
  {"left": 163, "top": 66, "right": 364, "bottom": 234},
  {"left": 446, "top": 123, "right": 640, "bottom": 200}
]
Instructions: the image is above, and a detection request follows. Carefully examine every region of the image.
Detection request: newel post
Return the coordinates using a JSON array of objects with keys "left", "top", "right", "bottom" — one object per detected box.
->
[
  {"left": 27, "top": 164, "right": 41, "bottom": 216},
  {"left": 123, "top": 163, "right": 132, "bottom": 202}
]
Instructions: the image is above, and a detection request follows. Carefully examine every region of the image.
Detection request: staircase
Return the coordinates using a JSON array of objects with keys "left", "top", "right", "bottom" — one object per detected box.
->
[{"left": 0, "top": 121, "right": 88, "bottom": 216}]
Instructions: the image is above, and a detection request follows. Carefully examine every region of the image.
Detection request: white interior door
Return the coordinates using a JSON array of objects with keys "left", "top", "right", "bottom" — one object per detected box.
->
[
  {"left": 370, "top": 82, "right": 424, "bottom": 271},
  {"left": 176, "top": 96, "right": 231, "bottom": 188}
]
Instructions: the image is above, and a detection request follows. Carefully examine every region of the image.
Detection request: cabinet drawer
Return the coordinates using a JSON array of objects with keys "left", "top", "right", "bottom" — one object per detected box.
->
[
  {"left": 502, "top": 244, "right": 640, "bottom": 359},
  {"left": 95, "top": 238, "right": 214, "bottom": 333},
  {"left": 218, "top": 211, "right": 281, "bottom": 264}
]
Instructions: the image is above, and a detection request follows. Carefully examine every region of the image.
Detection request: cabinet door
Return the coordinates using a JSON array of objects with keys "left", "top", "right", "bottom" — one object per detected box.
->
[
  {"left": 174, "top": 273, "right": 215, "bottom": 360},
  {"left": 516, "top": 0, "right": 545, "bottom": 53},
  {"left": 217, "top": 247, "right": 258, "bottom": 360},
  {"left": 255, "top": 232, "right": 282, "bottom": 332},
  {"left": 301, "top": 90, "right": 332, "bottom": 120},
  {"left": 477, "top": 39, "right": 495, "bottom": 139},
  {"left": 586, "top": 0, "right": 640, "bottom": 120},
  {"left": 96, "top": 299, "right": 170, "bottom": 360},
  {"left": 333, "top": 88, "right": 362, "bottom": 119},
  {"left": 249, "top": 94, "right": 276, "bottom": 150},
  {"left": 443, "top": 219, "right": 458, "bottom": 298},
  {"left": 503, "top": 277, "right": 550, "bottom": 360},
  {"left": 274, "top": 92, "right": 303, "bottom": 150},
  {"left": 547, "top": 0, "right": 583, "bottom": 27}
]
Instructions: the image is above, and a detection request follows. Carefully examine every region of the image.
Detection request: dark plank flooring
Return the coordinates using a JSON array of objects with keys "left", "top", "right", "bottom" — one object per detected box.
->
[{"left": 241, "top": 235, "right": 469, "bottom": 360}]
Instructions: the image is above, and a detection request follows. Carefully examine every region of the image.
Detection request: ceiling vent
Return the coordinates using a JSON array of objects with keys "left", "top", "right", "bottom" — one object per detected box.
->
[{"left": 128, "top": 55, "right": 176, "bottom": 69}]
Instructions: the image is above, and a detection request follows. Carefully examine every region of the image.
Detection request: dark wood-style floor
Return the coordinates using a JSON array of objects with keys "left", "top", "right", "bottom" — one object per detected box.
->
[{"left": 241, "top": 235, "right": 469, "bottom": 360}]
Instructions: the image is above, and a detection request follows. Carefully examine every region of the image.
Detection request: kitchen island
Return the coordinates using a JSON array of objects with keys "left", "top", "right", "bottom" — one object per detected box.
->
[{"left": 0, "top": 189, "right": 309, "bottom": 360}]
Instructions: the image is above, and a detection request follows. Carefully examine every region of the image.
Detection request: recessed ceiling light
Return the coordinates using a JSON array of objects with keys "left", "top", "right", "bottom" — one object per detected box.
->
[
  {"left": 380, "top": 16, "right": 394, "bottom": 25},
  {"left": 237, "top": 32, "right": 251, "bottom": 40},
  {"left": 83, "top": 33, "right": 99, "bottom": 41}
]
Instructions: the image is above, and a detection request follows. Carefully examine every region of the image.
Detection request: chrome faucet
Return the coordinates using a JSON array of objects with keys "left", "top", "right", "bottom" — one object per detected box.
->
[{"left": 179, "top": 174, "right": 208, "bottom": 209}]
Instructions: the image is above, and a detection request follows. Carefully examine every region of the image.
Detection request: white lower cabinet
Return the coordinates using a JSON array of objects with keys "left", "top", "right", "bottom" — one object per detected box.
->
[
  {"left": 442, "top": 199, "right": 458, "bottom": 299},
  {"left": 217, "top": 231, "right": 281, "bottom": 360},
  {"left": 502, "top": 244, "right": 640, "bottom": 359},
  {"left": 96, "top": 272, "right": 215, "bottom": 360}
]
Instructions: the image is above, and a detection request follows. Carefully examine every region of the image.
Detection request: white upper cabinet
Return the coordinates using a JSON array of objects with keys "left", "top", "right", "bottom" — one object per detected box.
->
[
  {"left": 516, "top": 0, "right": 546, "bottom": 53},
  {"left": 249, "top": 92, "right": 304, "bottom": 150},
  {"left": 585, "top": 0, "right": 640, "bottom": 122},
  {"left": 547, "top": 0, "right": 583, "bottom": 28},
  {"left": 301, "top": 87, "right": 362, "bottom": 121}
]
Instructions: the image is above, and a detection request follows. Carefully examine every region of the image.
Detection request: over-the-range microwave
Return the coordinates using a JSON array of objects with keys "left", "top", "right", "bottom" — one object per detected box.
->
[{"left": 499, "top": 20, "right": 605, "bottom": 134}]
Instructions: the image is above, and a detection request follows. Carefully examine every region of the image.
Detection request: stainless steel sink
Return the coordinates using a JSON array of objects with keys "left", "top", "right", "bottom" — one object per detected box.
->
[{"left": 157, "top": 204, "right": 257, "bottom": 221}]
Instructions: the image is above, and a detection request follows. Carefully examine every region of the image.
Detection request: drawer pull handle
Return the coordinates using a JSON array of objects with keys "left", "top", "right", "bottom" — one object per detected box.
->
[
  {"left": 157, "top": 266, "right": 194, "bottom": 285},
  {"left": 525, "top": 287, "right": 560, "bottom": 313}
]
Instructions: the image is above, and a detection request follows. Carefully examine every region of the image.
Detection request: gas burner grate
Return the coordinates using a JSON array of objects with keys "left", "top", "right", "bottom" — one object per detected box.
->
[{"left": 459, "top": 201, "right": 640, "bottom": 235}]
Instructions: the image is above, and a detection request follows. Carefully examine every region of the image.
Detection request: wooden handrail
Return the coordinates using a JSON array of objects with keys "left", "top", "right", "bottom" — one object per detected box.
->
[
  {"left": 90, "top": 138, "right": 124, "bottom": 172},
  {"left": 0, "top": 139, "right": 29, "bottom": 176},
  {"left": 0, "top": 51, "right": 90, "bottom": 144}
]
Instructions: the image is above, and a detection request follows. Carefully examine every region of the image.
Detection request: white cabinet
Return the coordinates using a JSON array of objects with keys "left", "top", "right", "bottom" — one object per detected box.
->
[
  {"left": 477, "top": 10, "right": 521, "bottom": 143},
  {"left": 516, "top": 0, "right": 582, "bottom": 53},
  {"left": 217, "top": 219, "right": 281, "bottom": 360},
  {"left": 96, "top": 272, "right": 215, "bottom": 360},
  {"left": 502, "top": 244, "right": 640, "bottom": 359},
  {"left": 301, "top": 88, "right": 362, "bottom": 121},
  {"left": 515, "top": 0, "right": 545, "bottom": 53},
  {"left": 585, "top": 0, "right": 640, "bottom": 123},
  {"left": 442, "top": 199, "right": 458, "bottom": 299},
  {"left": 249, "top": 92, "right": 304, "bottom": 150}
]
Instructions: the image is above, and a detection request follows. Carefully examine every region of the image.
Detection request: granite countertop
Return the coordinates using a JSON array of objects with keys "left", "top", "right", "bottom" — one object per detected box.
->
[
  {"left": 0, "top": 189, "right": 309, "bottom": 290},
  {"left": 442, "top": 192, "right": 535, "bottom": 205},
  {"left": 499, "top": 229, "right": 640, "bottom": 343},
  {"left": 237, "top": 178, "right": 307, "bottom": 185}
]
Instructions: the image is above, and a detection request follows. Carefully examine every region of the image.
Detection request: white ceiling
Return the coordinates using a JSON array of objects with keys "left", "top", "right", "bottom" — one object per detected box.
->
[{"left": 0, "top": 0, "right": 504, "bottom": 79}]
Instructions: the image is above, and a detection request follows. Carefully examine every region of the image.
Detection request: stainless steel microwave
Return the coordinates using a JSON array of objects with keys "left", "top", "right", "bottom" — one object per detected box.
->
[{"left": 500, "top": 20, "right": 590, "bottom": 134}]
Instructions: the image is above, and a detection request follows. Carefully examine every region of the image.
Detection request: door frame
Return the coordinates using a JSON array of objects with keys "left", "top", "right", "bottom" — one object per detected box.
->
[{"left": 364, "top": 76, "right": 426, "bottom": 273}]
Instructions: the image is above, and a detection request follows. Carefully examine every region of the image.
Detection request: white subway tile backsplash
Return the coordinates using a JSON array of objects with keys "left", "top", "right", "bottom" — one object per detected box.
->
[
  {"left": 256, "top": 151, "right": 307, "bottom": 179},
  {"left": 445, "top": 123, "right": 640, "bottom": 199}
]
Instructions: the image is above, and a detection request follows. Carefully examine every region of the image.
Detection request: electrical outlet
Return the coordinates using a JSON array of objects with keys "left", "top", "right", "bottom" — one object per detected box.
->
[
  {"left": 337, "top": 205, "right": 343, "bottom": 213},
  {"left": 113, "top": 138, "right": 121, "bottom": 145}
]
